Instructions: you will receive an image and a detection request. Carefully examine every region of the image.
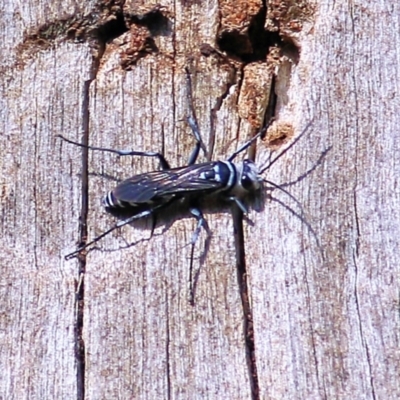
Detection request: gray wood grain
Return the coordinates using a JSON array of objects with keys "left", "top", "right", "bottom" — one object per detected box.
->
[
  {"left": 2, "top": 0, "right": 399, "bottom": 399},
  {"left": 0, "top": 42, "right": 94, "bottom": 397},
  {"left": 246, "top": 1, "right": 400, "bottom": 398}
]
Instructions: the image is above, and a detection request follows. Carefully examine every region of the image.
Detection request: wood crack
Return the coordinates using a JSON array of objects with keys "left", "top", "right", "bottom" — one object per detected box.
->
[
  {"left": 232, "top": 206, "right": 260, "bottom": 400},
  {"left": 75, "top": 51, "right": 102, "bottom": 400}
]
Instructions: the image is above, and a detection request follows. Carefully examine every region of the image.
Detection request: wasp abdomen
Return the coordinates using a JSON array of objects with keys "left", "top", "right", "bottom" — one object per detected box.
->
[{"left": 102, "top": 191, "right": 135, "bottom": 209}]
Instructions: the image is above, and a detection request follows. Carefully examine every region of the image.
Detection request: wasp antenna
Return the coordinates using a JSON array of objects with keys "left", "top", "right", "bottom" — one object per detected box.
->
[
  {"left": 228, "top": 119, "right": 273, "bottom": 162},
  {"left": 263, "top": 178, "right": 322, "bottom": 251},
  {"left": 267, "top": 189, "right": 324, "bottom": 261},
  {"left": 263, "top": 179, "right": 305, "bottom": 215}
]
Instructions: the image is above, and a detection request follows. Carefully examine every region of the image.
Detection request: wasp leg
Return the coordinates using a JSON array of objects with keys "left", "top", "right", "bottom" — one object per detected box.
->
[
  {"left": 149, "top": 213, "right": 158, "bottom": 239},
  {"left": 184, "top": 67, "right": 208, "bottom": 165},
  {"left": 228, "top": 196, "right": 248, "bottom": 214},
  {"left": 57, "top": 135, "right": 171, "bottom": 170},
  {"left": 189, "top": 207, "right": 208, "bottom": 244},
  {"left": 64, "top": 208, "right": 159, "bottom": 260}
]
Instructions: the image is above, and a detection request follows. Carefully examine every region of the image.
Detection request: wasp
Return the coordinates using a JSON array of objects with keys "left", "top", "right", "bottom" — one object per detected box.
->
[
  {"left": 60, "top": 69, "right": 310, "bottom": 302},
  {"left": 59, "top": 127, "right": 266, "bottom": 259}
]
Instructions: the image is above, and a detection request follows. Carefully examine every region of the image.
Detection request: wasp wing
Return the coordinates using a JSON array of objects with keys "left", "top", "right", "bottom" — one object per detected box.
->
[{"left": 112, "top": 162, "right": 231, "bottom": 204}]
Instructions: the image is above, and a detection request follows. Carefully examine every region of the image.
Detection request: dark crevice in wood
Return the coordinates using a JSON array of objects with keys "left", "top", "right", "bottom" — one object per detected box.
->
[
  {"left": 247, "top": 73, "right": 278, "bottom": 158},
  {"left": 75, "top": 271, "right": 85, "bottom": 400},
  {"left": 75, "top": 48, "right": 103, "bottom": 400},
  {"left": 352, "top": 252, "right": 376, "bottom": 400},
  {"left": 95, "top": 10, "right": 127, "bottom": 43},
  {"left": 126, "top": 6, "right": 172, "bottom": 37},
  {"left": 232, "top": 206, "right": 260, "bottom": 400},
  {"left": 21, "top": 3, "right": 169, "bottom": 52},
  {"left": 216, "top": 4, "right": 281, "bottom": 63},
  {"left": 165, "top": 294, "right": 172, "bottom": 400},
  {"left": 119, "top": 7, "right": 171, "bottom": 70},
  {"left": 18, "top": 3, "right": 171, "bottom": 70},
  {"left": 21, "top": 5, "right": 127, "bottom": 49},
  {"left": 231, "top": 75, "right": 277, "bottom": 400},
  {"left": 208, "top": 66, "right": 238, "bottom": 161},
  {"left": 264, "top": 74, "right": 278, "bottom": 128},
  {"left": 74, "top": 78, "right": 90, "bottom": 400}
]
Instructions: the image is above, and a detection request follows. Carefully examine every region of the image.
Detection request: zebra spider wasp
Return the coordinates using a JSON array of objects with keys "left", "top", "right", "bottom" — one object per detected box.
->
[{"left": 60, "top": 68, "right": 309, "bottom": 301}]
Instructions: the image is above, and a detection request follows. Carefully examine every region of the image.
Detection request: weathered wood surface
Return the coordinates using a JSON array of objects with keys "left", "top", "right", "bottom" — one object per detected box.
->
[{"left": 1, "top": 0, "right": 399, "bottom": 399}]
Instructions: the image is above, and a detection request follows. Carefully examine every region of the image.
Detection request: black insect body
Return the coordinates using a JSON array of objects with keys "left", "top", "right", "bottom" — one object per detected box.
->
[
  {"left": 60, "top": 70, "right": 312, "bottom": 306},
  {"left": 59, "top": 68, "right": 278, "bottom": 265},
  {"left": 59, "top": 132, "right": 265, "bottom": 262},
  {"left": 102, "top": 159, "right": 262, "bottom": 213}
]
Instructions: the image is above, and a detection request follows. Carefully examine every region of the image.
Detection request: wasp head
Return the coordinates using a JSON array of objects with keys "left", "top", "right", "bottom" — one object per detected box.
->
[{"left": 234, "top": 159, "right": 262, "bottom": 195}]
